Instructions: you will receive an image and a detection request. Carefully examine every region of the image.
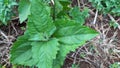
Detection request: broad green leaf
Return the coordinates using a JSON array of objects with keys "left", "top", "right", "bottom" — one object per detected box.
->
[
  {"left": 54, "top": 19, "right": 98, "bottom": 45},
  {"left": 10, "top": 35, "right": 35, "bottom": 66},
  {"left": 19, "top": 0, "right": 31, "bottom": 23},
  {"left": 53, "top": 19, "right": 98, "bottom": 68},
  {"left": 25, "top": 0, "right": 56, "bottom": 41},
  {"left": 31, "top": 38, "right": 59, "bottom": 68}
]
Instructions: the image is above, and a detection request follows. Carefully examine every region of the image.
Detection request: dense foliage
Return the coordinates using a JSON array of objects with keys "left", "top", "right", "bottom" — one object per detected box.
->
[
  {"left": 89, "top": 0, "right": 120, "bottom": 16},
  {"left": 10, "top": 0, "right": 98, "bottom": 68},
  {"left": 0, "top": 0, "right": 17, "bottom": 25}
]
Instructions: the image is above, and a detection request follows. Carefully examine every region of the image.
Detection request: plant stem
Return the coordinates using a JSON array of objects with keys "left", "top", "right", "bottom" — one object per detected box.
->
[{"left": 51, "top": 0, "right": 55, "bottom": 20}]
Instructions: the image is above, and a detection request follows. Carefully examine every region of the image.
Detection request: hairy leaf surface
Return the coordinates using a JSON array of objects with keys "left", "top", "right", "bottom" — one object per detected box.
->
[
  {"left": 54, "top": 19, "right": 98, "bottom": 44},
  {"left": 31, "top": 38, "right": 59, "bottom": 68},
  {"left": 10, "top": 35, "right": 34, "bottom": 66}
]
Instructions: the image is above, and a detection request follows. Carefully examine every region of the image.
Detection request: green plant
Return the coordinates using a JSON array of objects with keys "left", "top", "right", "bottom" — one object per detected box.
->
[
  {"left": 110, "top": 21, "right": 118, "bottom": 29},
  {"left": 0, "top": 0, "right": 17, "bottom": 25},
  {"left": 109, "top": 62, "right": 120, "bottom": 68},
  {"left": 69, "top": 7, "right": 89, "bottom": 25},
  {"left": 80, "top": 53, "right": 86, "bottom": 58},
  {"left": 72, "top": 64, "right": 79, "bottom": 68},
  {"left": 10, "top": 0, "right": 98, "bottom": 68},
  {"left": 89, "top": 0, "right": 120, "bottom": 16}
]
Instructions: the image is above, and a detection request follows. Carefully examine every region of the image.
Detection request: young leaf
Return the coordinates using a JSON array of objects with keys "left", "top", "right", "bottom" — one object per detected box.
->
[
  {"left": 19, "top": 0, "right": 31, "bottom": 23},
  {"left": 55, "top": 1, "right": 63, "bottom": 15},
  {"left": 25, "top": 0, "right": 56, "bottom": 41}
]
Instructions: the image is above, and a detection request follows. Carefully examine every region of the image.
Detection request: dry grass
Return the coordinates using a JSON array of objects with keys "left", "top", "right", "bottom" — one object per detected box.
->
[{"left": 0, "top": 22, "right": 23, "bottom": 67}]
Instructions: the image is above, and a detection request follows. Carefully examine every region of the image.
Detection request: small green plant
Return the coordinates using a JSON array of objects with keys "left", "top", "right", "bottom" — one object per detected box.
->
[
  {"left": 109, "top": 62, "right": 120, "bottom": 68},
  {"left": 110, "top": 21, "right": 119, "bottom": 29},
  {"left": 0, "top": 0, "right": 17, "bottom": 25},
  {"left": 10, "top": 0, "right": 98, "bottom": 68},
  {"left": 72, "top": 64, "right": 79, "bottom": 68},
  {"left": 80, "top": 53, "right": 86, "bottom": 58},
  {"left": 89, "top": 0, "right": 120, "bottom": 16}
]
